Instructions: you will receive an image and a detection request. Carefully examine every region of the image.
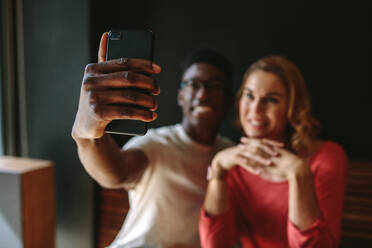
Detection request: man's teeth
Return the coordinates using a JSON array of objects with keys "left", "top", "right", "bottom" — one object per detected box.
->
[
  {"left": 194, "top": 106, "right": 212, "bottom": 112},
  {"left": 250, "top": 120, "right": 266, "bottom": 127}
]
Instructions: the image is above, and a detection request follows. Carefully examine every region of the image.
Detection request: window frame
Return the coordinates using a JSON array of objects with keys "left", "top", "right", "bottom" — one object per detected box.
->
[{"left": 0, "top": 0, "right": 27, "bottom": 156}]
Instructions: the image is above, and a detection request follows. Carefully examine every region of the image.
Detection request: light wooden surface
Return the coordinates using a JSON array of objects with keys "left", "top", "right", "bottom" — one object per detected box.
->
[{"left": 0, "top": 156, "right": 52, "bottom": 173}]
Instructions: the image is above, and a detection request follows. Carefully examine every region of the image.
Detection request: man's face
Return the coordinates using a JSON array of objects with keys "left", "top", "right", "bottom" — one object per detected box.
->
[{"left": 178, "top": 62, "right": 229, "bottom": 131}]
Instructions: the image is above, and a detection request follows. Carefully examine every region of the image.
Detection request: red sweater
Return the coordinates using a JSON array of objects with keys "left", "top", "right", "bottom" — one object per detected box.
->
[{"left": 199, "top": 141, "right": 348, "bottom": 248}]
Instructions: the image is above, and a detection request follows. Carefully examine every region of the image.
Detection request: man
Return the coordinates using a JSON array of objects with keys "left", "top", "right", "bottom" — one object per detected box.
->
[{"left": 72, "top": 32, "right": 234, "bottom": 248}]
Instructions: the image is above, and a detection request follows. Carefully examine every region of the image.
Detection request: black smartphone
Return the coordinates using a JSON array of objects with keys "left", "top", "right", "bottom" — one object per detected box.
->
[{"left": 105, "top": 29, "right": 154, "bottom": 136}]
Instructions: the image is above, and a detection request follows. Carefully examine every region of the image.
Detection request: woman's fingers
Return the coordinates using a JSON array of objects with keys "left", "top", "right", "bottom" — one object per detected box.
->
[
  {"left": 236, "top": 150, "right": 272, "bottom": 166},
  {"left": 261, "top": 138, "right": 285, "bottom": 147},
  {"left": 239, "top": 138, "right": 280, "bottom": 157},
  {"left": 236, "top": 137, "right": 281, "bottom": 174},
  {"left": 240, "top": 137, "right": 284, "bottom": 148},
  {"left": 238, "top": 143, "right": 278, "bottom": 157},
  {"left": 236, "top": 138, "right": 292, "bottom": 180},
  {"left": 236, "top": 155, "right": 266, "bottom": 175},
  {"left": 237, "top": 153, "right": 285, "bottom": 178}
]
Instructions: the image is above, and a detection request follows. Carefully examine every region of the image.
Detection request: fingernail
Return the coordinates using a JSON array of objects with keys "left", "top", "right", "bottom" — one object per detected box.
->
[
  {"left": 152, "top": 63, "right": 161, "bottom": 72},
  {"left": 151, "top": 98, "right": 158, "bottom": 111},
  {"left": 152, "top": 86, "right": 160, "bottom": 95},
  {"left": 152, "top": 112, "right": 158, "bottom": 119},
  {"left": 152, "top": 79, "right": 160, "bottom": 94}
]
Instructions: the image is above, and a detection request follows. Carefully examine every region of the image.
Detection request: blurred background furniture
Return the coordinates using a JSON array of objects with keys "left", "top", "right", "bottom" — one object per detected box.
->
[
  {"left": 341, "top": 161, "right": 372, "bottom": 247},
  {"left": 0, "top": 156, "right": 55, "bottom": 248}
]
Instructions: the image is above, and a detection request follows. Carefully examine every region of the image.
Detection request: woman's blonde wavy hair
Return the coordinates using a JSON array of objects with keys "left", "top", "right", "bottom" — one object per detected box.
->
[{"left": 236, "top": 55, "right": 320, "bottom": 155}]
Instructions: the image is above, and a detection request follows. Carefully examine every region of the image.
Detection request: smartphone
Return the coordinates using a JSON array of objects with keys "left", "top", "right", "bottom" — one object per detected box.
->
[{"left": 105, "top": 29, "right": 154, "bottom": 136}]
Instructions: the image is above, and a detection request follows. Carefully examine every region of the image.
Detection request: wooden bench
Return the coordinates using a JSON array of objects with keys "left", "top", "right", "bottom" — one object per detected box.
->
[
  {"left": 340, "top": 161, "right": 372, "bottom": 247},
  {"left": 95, "top": 161, "right": 372, "bottom": 248}
]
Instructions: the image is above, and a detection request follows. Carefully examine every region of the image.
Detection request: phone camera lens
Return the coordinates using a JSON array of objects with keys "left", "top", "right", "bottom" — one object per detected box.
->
[{"left": 109, "top": 31, "right": 122, "bottom": 40}]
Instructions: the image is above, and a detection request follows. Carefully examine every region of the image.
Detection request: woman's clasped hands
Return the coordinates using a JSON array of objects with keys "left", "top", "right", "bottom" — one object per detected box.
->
[{"left": 213, "top": 137, "right": 308, "bottom": 182}]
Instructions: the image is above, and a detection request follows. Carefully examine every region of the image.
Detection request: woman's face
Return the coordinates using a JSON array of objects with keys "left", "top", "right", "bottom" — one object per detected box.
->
[{"left": 239, "top": 70, "right": 288, "bottom": 141}]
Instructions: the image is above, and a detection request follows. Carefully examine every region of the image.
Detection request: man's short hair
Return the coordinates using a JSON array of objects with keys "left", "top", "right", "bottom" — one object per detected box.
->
[{"left": 181, "top": 48, "right": 233, "bottom": 94}]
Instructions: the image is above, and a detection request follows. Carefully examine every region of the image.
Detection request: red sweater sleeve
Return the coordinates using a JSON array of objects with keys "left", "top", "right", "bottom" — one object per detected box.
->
[
  {"left": 199, "top": 174, "right": 240, "bottom": 248},
  {"left": 287, "top": 142, "right": 348, "bottom": 247}
]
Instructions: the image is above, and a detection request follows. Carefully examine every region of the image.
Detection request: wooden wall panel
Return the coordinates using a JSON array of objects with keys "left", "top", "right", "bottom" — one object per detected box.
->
[{"left": 341, "top": 161, "right": 372, "bottom": 248}]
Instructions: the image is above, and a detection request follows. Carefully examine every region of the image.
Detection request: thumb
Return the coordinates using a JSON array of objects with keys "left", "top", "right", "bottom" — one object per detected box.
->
[{"left": 98, "top": 32, "right": 108, "bottom": 62}]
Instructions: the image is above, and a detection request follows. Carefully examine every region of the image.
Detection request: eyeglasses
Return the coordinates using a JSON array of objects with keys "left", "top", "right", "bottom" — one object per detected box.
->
[{"left": 180, "top": 78, "right": 226, "bottom": 93}]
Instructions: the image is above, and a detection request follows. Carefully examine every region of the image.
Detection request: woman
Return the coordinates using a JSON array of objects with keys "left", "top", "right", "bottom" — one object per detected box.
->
[{"left": 199, "top": 55, "right": 348, "bottom": 248}]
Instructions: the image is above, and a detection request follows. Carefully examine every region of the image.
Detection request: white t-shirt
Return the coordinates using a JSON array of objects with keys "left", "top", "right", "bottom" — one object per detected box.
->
[{"left": 108, "top": 124, "right": 234, "bottom": 248}]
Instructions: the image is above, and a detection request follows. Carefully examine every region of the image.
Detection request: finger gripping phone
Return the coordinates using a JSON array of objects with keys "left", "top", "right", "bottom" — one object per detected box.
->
[{"left": 105, "top": 29, "right": 154, "bottom": 136}]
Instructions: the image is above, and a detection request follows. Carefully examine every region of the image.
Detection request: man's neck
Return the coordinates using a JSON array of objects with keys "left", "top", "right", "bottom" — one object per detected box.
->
[{"left": 181, "top": 120, "right": 219, "bottom": 146}]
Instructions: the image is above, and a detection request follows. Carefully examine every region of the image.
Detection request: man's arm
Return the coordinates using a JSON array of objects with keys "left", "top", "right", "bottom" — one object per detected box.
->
[
  {"left": 73, "top": 134, "right": 148, "bottom": 189},
  {"left": 71, "top": 33, "right": 160, "bottom": 189}
]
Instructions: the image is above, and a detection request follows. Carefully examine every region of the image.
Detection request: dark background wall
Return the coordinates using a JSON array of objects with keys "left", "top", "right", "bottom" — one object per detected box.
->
[
  {"left": 149, "top": 0, "right": 371, "bottom": 159},
  {"left": 22, "top": 0, "right": 93, "bottom": 247},
  {"left": 92, "top": 0, "right": 371, "bottom": 159},
  {"left": 19, "top": 0, "right": 371, "bottom": 247}
]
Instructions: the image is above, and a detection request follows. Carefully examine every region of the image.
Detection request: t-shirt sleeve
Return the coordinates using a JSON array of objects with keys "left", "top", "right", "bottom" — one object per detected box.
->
[
  {"left": 199, "top": 173, "right": 240, "bottom": 248},
  {"left": 121, "top": 129, "right": 162, "bottom": 189},
  {"left": 287, "top": 142, "right": 348, "bottom": 248},
  {"left": 123, "top": 130, "right": 161, "bottom": 161}
]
